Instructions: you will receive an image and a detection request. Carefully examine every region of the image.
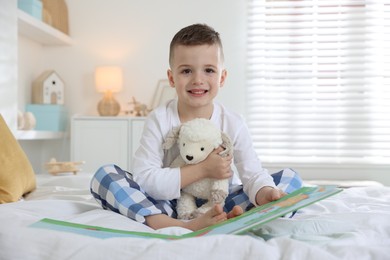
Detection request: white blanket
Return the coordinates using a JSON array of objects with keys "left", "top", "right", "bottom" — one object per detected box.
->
[{"left": 0, "top": 173, "right": 389, "bottom": 260}]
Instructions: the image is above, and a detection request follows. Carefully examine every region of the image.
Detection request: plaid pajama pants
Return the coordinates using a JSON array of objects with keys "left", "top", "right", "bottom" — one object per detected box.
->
[{"left": 90, "top": 164, "right": 302, "bottom": 224}]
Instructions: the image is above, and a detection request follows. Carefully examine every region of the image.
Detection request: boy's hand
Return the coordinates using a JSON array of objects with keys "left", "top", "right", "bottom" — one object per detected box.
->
[
  {"left": 201, "top": 146, "right": 233, "bottom": 180},
  {"left": 255, "top": 186, "right": 286, "bottom": 206},
  {"left": 180, "top": 146, "right": 232, "bottom": 189}
]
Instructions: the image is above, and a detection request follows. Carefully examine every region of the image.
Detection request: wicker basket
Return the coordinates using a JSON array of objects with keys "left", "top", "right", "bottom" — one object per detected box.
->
[{"left": 42, "top": 0, "right": 69, "bottom": 35}]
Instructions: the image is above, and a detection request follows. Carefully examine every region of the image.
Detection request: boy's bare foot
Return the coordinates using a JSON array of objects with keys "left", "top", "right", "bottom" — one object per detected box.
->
[
  {"left": 184, "top": 204, "right": 227, "bottom": 231},
  {"left": 227, "top": 205, "right": 243, "bottom": 219},
  {"left": 145, "top": 205, "right": 242, "bottom": 231}
]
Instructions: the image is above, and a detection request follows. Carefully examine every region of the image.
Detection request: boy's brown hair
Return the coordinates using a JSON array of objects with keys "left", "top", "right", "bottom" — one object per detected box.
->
[{"left": 169, "top": 24, "right": 224, "bottom": 67}]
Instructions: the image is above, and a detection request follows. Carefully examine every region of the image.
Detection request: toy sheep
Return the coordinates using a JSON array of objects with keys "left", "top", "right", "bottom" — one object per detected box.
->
[{"left": 163, "top": 118, "right": 233, "bottom": 220}]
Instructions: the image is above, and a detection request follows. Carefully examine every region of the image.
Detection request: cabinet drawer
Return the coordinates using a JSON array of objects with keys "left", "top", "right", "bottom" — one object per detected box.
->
[{"left": 71, "top": 119, "right": 129, "bottom": 173}]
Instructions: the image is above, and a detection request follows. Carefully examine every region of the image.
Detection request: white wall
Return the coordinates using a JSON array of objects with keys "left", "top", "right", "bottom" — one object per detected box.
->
[
  {"left": 41, "top": 0, "right": 247, "bottom": 117},
  {"left": 16, "top": 0, "right": 247, "bottom": 174},
  {"left": 18, "top": 35, "right": 44, "bottom": 112},
  {"left": 16, "top": 1, "right": 389, "bottom": 185},
  {"left": 0, "top": 0, "right": 17, "bottom": 131}
]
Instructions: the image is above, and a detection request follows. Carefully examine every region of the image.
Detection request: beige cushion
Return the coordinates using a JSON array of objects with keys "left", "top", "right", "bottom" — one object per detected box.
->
[{"left": 0, "top": 114, "right": 36, "bottom": 203}]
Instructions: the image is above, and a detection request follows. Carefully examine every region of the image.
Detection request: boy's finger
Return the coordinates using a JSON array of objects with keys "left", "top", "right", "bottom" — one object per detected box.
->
[
  {"left": 214, "top": 146, "right": 224, "bottom": 153},
  {"left": 272, "top": 189, "right": 284, "bottom": 200},
  {"left": 276, "top": 190, "right": 287, "bottom": 200}
]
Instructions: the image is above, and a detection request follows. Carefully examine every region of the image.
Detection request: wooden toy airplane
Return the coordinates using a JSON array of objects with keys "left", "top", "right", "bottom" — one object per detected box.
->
[{"left": 45, "top": 158, "right": 85, "bottom": 176}]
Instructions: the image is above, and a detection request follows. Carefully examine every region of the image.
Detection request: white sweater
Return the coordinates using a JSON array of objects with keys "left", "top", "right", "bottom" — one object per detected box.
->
[{"left": 132, "top": 99, "right": 275, "bottom": 206}]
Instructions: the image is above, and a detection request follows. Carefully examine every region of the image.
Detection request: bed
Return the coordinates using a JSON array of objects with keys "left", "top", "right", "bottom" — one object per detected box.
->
[{"left": 1, "top": 173, "right": 389, "bottom": 260}]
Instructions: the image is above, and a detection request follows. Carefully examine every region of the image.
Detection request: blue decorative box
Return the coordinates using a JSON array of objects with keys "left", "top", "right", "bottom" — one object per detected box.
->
[
  {"left": 26, "top": 104, "right": 67, "bottom": 131},
  {"left": 18, "top": 0, "right": 43, "bottom": 20}
]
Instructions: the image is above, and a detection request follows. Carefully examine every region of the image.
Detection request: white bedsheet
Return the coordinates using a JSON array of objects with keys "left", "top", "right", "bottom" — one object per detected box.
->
[{"left": 0, "top": 173, "right": 389, "bottom": 260}]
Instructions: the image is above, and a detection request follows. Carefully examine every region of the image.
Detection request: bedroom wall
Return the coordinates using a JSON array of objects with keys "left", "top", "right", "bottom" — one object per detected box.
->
[
  {"left": 0, "top": 0, "right": 17, "bottom": 131},
  {"left": 39, "top": 0, "right": 247, "bottom": 117},
  {"left": 16, "top": 0, "right": 247, "bottom": 174},
  {"left": 15, "top": 1, "right": 390, "bottom": 185}
]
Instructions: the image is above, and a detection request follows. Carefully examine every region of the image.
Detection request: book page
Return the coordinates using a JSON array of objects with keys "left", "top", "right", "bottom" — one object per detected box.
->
[{"left": 31, "top": 185, "right": 342, "bottom": 240}]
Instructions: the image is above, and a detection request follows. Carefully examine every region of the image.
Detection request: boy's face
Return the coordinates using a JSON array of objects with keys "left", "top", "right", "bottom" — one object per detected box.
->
[{"left": 167, "top": 44, "right": 227, "bottom": 114}]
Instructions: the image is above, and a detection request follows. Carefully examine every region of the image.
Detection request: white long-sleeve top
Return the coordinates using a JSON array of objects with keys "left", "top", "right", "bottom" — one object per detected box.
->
[{"left": 132, "top": 99, "right": 276, "bottom": 206}]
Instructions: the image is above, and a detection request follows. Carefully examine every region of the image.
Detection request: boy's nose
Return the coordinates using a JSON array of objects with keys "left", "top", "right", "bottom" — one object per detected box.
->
[
  {"left": 186, "top": 155, "right": 193, "bottom": 161},
  {"left": 192, "top": 72, "right": 203, "bottom": 85}
]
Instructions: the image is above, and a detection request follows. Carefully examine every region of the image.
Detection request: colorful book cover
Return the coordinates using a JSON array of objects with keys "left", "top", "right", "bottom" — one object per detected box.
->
[{"left": 30, "top": 185, "right": 342, "bottom": 240}]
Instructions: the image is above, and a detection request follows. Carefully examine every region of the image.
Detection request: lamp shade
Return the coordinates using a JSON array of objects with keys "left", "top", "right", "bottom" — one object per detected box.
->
[{"left": 95, "top": 66, "right": 123, "bottom": 93}]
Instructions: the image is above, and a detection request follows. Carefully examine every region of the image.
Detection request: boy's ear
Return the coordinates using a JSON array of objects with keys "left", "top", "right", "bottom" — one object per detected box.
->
[
  {"left": 219, "top": 69, "right": 227, "bottom": 87},
  {"left": 167, "top": 69, "right": 175, "bottom": 87}
]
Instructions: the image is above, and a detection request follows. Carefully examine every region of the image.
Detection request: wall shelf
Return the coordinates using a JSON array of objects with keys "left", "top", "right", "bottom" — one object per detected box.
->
[
  {"left": 16, "top": 130, "right": 67, "bottom": 140},
  {"left": 17, "top": 10, "right": 73, "bottom": 46}
]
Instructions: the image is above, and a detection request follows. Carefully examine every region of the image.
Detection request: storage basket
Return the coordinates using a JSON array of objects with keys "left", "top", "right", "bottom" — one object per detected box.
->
[{"left": 42, "top": 0, "right": 69, "bottom": 35}]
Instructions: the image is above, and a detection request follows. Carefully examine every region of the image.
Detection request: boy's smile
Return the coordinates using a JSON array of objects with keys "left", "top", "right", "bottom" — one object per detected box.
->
[
  {"left": 167, "top": 44, "right": 227, "bottom": 121},
  {"left": 187, "top": 88, "right": 208, "bottom": 96}
]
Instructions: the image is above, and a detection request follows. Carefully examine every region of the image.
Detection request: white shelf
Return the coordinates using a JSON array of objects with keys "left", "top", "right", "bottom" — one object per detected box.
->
[
  {"left": 16, "top": 130, "right": 67, "bottom": 140},
  {"left": 17, "top": 10, "right": 73, "bottom": 46}
]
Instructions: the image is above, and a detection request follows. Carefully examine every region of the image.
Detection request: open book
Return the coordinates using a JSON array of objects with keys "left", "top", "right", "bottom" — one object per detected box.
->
[{"left": 30, "top": 185, "right": 342, "bottom": 240}]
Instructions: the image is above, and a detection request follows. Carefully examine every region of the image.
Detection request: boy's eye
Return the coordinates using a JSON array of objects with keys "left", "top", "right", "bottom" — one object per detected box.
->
[
  {"left": 181, "top": 69, "right": 191, "bottom": 74},
  {"left": 201, "top": 147, "right": 204, "bottom": 151},
  {"left": 205, "top": 68, "right": 215, "bottom": 73}
]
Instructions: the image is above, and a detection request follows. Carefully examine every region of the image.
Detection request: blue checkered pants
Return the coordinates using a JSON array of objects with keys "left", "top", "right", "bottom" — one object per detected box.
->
[{"left": 90, "top": 164, "right": 302, "bottom": 224}]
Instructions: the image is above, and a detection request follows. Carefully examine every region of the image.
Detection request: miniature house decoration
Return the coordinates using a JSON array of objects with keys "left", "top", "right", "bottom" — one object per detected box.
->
[
  {"left": 27, "top": 70, "right": 67, "bottom": 132},
  {"left": 32, "top": 70, "right": 65, "bottom": 105}
]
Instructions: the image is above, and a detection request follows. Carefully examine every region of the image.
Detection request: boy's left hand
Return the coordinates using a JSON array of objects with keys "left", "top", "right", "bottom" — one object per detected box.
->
[{"left": 255, "top": 186, "right": 287, "bottom": 206}]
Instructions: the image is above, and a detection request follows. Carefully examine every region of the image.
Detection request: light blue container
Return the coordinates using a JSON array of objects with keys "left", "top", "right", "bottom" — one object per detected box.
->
[
  {"left": 18, "top": 0, "right": 43, "bottom": 21},
  {"left": 26, "top": 104, "right": 67, "bottom": 131}
]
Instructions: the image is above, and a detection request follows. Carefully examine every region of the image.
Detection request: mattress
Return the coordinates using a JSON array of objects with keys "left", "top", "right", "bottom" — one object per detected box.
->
[{"left": 0, "top": 173, "right": 389, "bottom": 260}]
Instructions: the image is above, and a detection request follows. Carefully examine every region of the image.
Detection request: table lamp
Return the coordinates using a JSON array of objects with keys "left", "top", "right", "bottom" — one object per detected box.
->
[{"left": 95, "top": 66, "right": 123, "bottom": 116}]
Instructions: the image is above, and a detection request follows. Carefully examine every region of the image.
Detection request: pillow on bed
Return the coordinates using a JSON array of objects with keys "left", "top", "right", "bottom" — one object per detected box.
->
[{"left": 0, "top": 114, "right": 36, "bottom": 203}]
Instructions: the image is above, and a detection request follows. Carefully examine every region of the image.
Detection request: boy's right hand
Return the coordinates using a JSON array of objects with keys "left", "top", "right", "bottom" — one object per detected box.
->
[
  {"left": 180, "top": 146, "right": 232, "bottom": 189},
  {"left": 201, "top": 146, "right": 233, "bottom": 180}
]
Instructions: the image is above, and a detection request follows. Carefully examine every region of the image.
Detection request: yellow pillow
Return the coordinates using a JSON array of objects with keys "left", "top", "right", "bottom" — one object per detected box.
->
[{"left": 0, "top": 114, "right": 36, "bottom": 203}]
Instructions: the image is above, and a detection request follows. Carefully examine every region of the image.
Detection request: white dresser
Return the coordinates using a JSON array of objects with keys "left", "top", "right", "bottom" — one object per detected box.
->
[{"left": 71, "top": 116, "right": 145, "bottom": 173}]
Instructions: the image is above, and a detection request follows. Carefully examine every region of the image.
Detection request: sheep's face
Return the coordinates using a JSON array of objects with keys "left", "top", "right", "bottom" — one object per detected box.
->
[
  {"left": 178, "top": 118, "right": 222, "bottom": 164},
  {"left": 179, "top": 139, "right": 217, "bottom": 164}
]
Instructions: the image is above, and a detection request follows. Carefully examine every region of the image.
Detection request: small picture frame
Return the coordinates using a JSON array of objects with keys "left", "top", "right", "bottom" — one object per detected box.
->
[{"left": 150, "top": 79, "right": 176, "bottom": 109}]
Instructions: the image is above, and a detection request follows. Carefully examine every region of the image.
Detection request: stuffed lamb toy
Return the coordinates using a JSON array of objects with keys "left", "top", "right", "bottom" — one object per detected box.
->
[{"left": 163, "top": 118, "right": 232, "bottom": 220}]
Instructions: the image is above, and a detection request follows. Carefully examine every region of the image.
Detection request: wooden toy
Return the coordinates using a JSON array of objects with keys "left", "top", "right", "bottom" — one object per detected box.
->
[{"left": 45, "top": 158, "right": 84, "bottom": 175}]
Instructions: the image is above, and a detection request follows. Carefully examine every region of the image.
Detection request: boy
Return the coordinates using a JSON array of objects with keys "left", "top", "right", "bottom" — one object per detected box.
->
[{"left": 91, "top": 24, "right": 301, "bottom": 231}]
